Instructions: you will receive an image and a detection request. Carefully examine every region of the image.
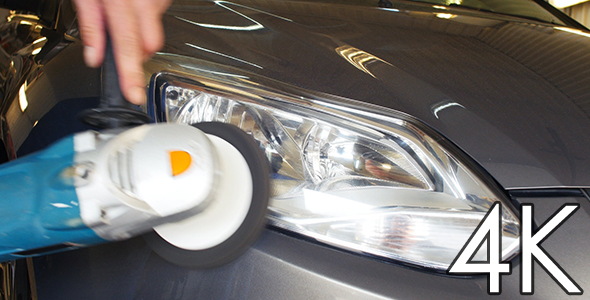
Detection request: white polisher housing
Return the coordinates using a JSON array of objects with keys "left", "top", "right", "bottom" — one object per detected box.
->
[
  {"left": 143, "top": 122, "right": 270, "bottom": 268},
  {"left": 73, "top": 122, "right": 269, "bottom": 268},
  {"left": 73, "top": 124, "right": 223, "bottom": 241},
  {"left": 153, "top": 134, "right": 253, "bottom": 250}
]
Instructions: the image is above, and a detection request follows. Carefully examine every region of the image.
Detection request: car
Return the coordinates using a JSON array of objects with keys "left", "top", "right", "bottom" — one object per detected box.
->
[{"left": 1, "top": 0, "right": 590, "bottom": 299}]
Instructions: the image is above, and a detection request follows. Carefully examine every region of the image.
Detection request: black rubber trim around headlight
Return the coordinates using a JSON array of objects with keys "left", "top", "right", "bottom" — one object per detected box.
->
[{"left": 508, "top": 189, "right": 586, "bottom": 198}]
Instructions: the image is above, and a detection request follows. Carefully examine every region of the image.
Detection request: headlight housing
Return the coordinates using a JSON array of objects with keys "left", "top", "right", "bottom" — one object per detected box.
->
[{"left": 145, "top": 55, "right": 519, "bottom": 271}]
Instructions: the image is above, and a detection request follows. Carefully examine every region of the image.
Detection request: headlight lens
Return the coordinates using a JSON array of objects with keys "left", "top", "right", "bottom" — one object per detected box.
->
[{"left": 148, "top": 70, "right": 519, "bottom": 271}]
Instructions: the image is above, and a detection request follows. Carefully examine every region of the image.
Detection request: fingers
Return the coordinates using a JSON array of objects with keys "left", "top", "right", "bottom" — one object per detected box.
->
[
  {"left": 102, "top": 0, "right": 146, "bottom": 105},
  {"left": 73, "top": 0, "right": 106, "bottom": 67},
  {"left": 135, "top": 0, "right": 162, "bottom": 55},
  {"left": 76, "top": 0, "right": 171, "bottom": 105},
  {"left": 134, "top": 0, "right": 172, "bottom": 61}
]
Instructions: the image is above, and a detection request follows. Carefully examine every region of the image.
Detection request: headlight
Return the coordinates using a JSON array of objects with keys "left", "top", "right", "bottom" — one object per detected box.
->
[{"left": 145, "top": 57, "right": 519, "bottom": 271}]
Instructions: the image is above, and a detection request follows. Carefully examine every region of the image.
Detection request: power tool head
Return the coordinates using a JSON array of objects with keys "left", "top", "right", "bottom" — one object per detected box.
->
[
  {"left": 144, "top": 122, "right": 270, "bottom": 268},
  {"left": 74, "top": 122, "right": 269, "bottom": 267}
]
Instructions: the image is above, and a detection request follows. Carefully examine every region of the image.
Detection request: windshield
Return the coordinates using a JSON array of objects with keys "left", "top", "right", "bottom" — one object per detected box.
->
[{"left": 402, "top": 0, "right": 565, "bottom": 24}]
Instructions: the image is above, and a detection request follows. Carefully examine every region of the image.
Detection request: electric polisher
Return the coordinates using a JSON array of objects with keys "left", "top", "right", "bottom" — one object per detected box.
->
[{"left": 0, "top": 39, "right": 269, "bottom": 268}]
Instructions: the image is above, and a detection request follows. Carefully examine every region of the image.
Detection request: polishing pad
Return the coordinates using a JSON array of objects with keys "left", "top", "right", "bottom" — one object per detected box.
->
[{"left": 144, "top": 122, "right": 270, "bottom": 268}]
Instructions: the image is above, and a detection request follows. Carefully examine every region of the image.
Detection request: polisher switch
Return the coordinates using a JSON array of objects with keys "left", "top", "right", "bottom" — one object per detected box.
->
[{"left": 169, "top": 150, "right": 192, "bottom": 177}]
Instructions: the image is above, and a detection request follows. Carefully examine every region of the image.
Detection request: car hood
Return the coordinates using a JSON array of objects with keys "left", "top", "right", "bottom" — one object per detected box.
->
[{"left": 161, "top": 0, "right": 590, "bottom": 189}]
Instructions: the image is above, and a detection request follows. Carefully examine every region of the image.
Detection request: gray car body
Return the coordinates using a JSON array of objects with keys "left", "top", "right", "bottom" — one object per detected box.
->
[{"left": 1, "top": 0, "right": 589, "bottom": 299}]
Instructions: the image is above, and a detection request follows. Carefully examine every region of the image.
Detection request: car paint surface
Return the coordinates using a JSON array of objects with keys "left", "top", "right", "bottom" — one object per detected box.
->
[
  {"left": 160, "top": 0, "right": 590, "bottom": 190},
  {"left": 0, "top": 0, "right": 589, "bottom": 299},
  {"left": 30, "top": 193, "right": 590, "bottom": 299}
]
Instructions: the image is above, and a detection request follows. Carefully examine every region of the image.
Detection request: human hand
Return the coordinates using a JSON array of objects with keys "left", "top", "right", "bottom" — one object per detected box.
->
[{"left": 73, "top": 0, "right": 172, "bottom": 105}]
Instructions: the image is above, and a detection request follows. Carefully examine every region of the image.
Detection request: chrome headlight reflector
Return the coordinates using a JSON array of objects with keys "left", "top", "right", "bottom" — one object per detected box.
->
[{"left": 149, "top": 71, "right": 519, "bottom": 271}]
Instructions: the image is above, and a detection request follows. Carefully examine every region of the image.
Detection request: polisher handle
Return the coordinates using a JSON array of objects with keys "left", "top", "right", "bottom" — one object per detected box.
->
[
  {"left": 79, "top": 36, "right": 151, "bottom": 129},
  {"left": 100, "top": 37, "right": 127, "bottom": 110}
]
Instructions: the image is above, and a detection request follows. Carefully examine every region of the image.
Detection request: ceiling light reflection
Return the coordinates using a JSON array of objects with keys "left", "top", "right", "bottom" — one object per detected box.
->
[
  {"left": 176, "top": 16, "right": 263, "bottom": 31},
  {"left": 175, "top": 1, "right": 291, "bottom": 31},
  {"left": 554, "top": 27, "right": 590, "bottom": 38},
  {"left": 379, "top": 8, "right": 400, "bottom": 12},
  {"left": 436, "top": 13, "right": 456, "bottom": 19},
  {"left": 432, "top": 102, "right": 465, "bottom": 119},
  {"left": 215, "top": 1, "right": 292, "bottom": 22},
  {"left": 185, "top": 43, "right": 263, "bottom": 69},
  {"left": 178, "top": 64, "right": 250, "bottom": 79},
  {"left": 19, "top": 83, "right": 28, "bottom": 112},
  {"left": 33, "top": 37, "right": 47, "bottom": 45},
  {"left": 336, "top": 45, "right": 392, "bottom": 78},
  {"left": 550, "top": 0, "right": 587, "bottom": 9}
]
